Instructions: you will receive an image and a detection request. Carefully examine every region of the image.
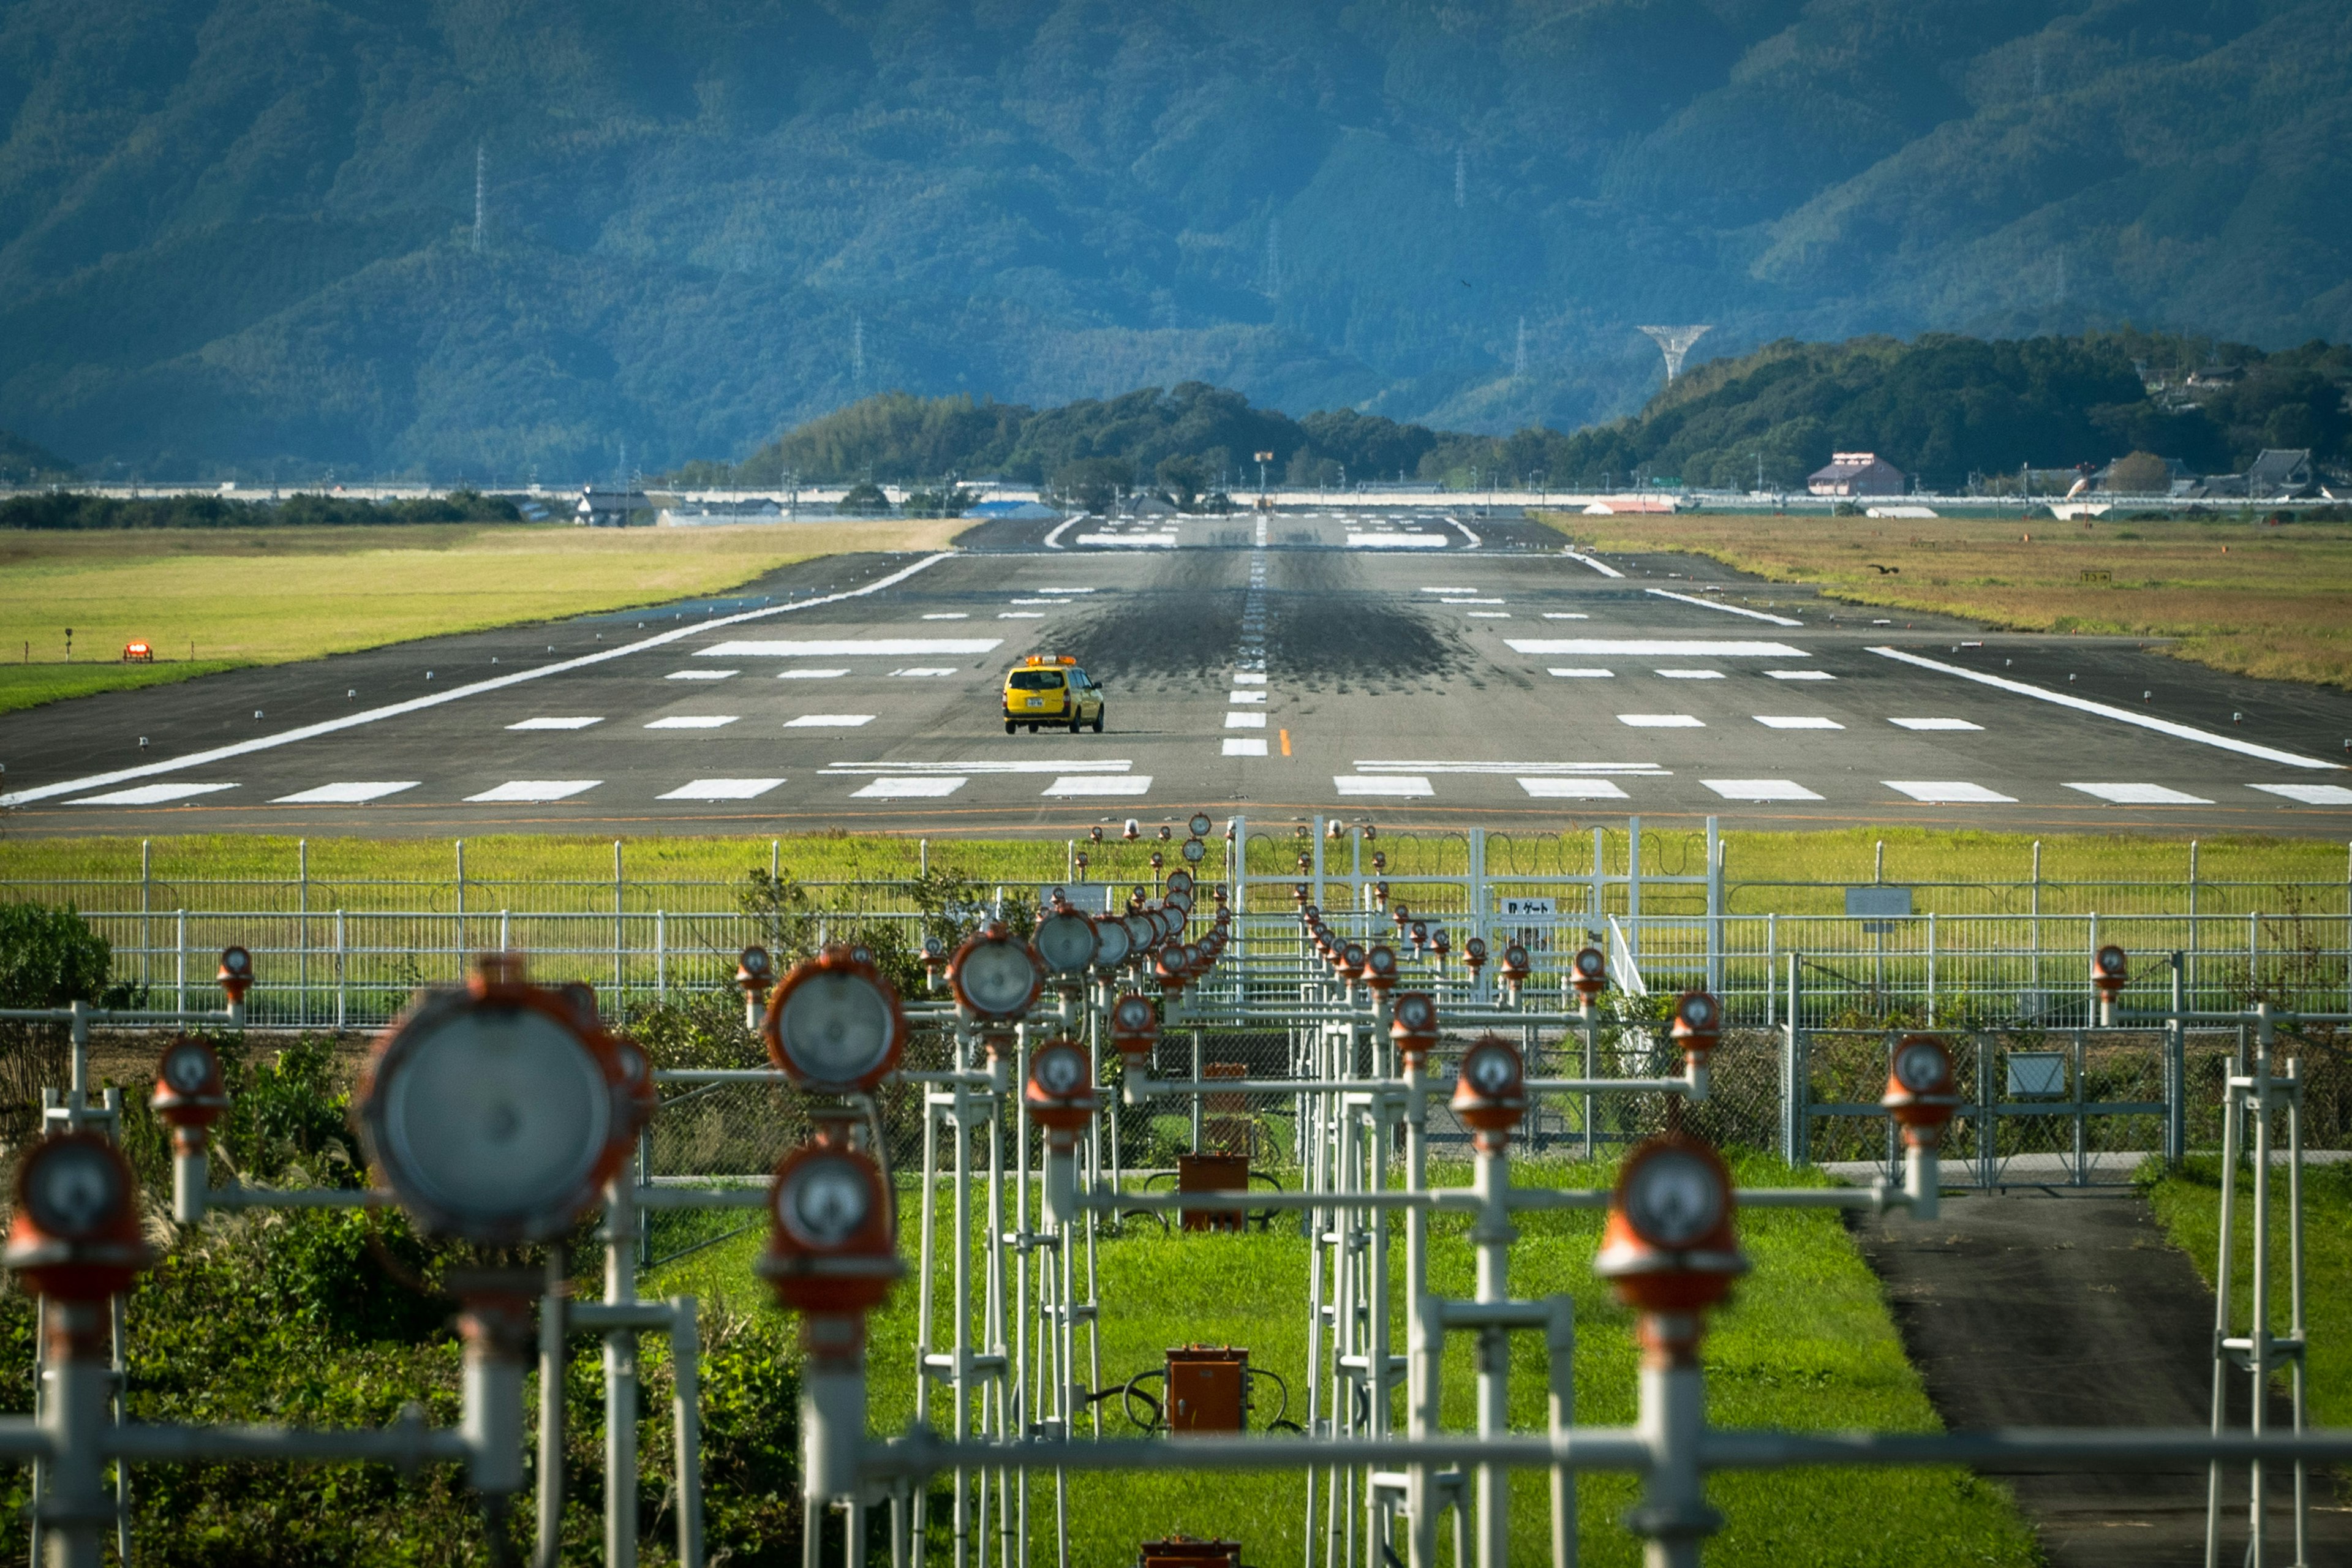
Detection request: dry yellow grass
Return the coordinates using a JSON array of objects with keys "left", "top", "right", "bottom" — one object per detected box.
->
[
  {"left": 1535, "top": 510, "right": 2352, "bottom": 689},
  {"left": 0, "top": 520, "right": 966, "bottom": 711}
]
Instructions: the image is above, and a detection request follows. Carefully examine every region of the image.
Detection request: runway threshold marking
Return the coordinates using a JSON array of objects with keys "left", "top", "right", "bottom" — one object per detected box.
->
[
  {"left": 70, "top": 782, "right": 239, "bottom": 806},
  {"left": 0, "top": 551, "right": 959, "bottom": 808},
  {"left": 2252, "top": 784, "right": 2352, "bottom": 804},
  {"left": 1561, "top": 551, "right": 1624, "bottom": 578},
  {"left": 1884, "top": 780, "right": 2016, "bottom": 804},
  {"left": 1868, "top": 646, "right": 2343, "bottom": 771},
  {"left": 1644, "top": 588, "right": 1803, "bottom": 627},
  {"left": 1507, "top": 639, "right": 1804, "bottom": 658},
  {"left": 2064, "top": 783, "right": 2213, "bottom": 805},
  {"left": 271, "top": 781, "right": 418, "bottom": 804}
]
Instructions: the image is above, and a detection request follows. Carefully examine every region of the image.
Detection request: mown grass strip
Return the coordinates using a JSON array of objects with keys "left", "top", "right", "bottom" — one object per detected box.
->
[
  {"left": 1532, "top": 510, "right": 2352, "bottom": 690},
  {"left": 0, "top": 520, "right": 967, "bottom": 714},
  {"left": 651, "top": 1154, "right": 2037, "bottom": 1566}
]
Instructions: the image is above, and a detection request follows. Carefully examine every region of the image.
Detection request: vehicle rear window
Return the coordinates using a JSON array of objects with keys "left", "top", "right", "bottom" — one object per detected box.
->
[{"left": 1009, "top": 671, "right": 1065, "bottom": 689}]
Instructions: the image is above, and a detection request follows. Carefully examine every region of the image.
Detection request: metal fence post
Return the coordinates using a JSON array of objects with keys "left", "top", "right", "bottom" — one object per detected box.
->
[
  {"left": 1705, "top": 815, "right": 1722, "bottom": 995},
  {"left": 1977, "top": 1033, "right": 1997, "bottom": 1190},
  {"left": 657, "top": 910, "right": 668, "bottom": 999},
  {"left": 140, "top": 839, "right": 152, "bottom": 995},
  {"left": 1589, "top": 825, "right": 1605, "bottom": 932},
  {"left": 454, "top": 838, "right": 466, "bottom": 982},
  {"left": 1764, "top": 913, "right": 1776, "bottom": 1028},
  {"left": 1781, "top": 952, "right": 1804, "bottom": 1164},
  {"left": 335, "top": 910, "right": 347, "bottom": 1031},
  {"left": 1626, "top": 815, "right": 1642, "bottom": 963},
  {"left": 614, "top": 839, "right": 626, "bottom": 1004},
  {"left": 298, "top": 838, "right": 310, "bottom": 1028},
  {"left": 2167, "top": 951, "right": 2187, "bottom": 1164},
  {"left": 1926, "top": 911, "right": 1937, "bottom": 1027},
  {"left": 175, "top": 910, "right": 187, "bottom": 1013}
]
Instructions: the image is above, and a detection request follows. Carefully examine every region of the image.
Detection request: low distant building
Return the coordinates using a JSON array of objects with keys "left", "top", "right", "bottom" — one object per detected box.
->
[
  {"left": 575, "top": 486, "right": 653, "bottom": 526},
  {"left": 1806, "top": 452, "right": 1907, "bottom": 497},
  {"left": 2246, "top": 448, "right": 2316, "bottom": 498}
]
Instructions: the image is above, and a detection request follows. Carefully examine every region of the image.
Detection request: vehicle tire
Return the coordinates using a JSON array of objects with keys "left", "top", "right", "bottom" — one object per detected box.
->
[
  {"left": 1005, "top": 720, "right": 1016, "bottom": 734},
  {"left": 1028, "top": 723, "right": 1039, "bottom": 733},
  {"left": 1069, "top": 711, "right": 1083, "bottom": 734},
  {"left": 1092, "top": 710, "right": 1105, "bottom": 733}
]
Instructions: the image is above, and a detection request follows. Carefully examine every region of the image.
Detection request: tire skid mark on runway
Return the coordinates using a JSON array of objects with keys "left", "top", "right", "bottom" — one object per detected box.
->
[{"left": 0, "top": 551, "right": 959, "bottom": 808}]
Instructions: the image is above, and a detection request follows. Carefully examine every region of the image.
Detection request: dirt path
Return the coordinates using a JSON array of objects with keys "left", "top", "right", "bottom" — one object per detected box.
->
[{"left": 1851, "top": 1189, "right": 2350, "bottom": 1567}]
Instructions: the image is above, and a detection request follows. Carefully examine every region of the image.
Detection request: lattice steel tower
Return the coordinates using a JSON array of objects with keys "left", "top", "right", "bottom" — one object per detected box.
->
[{"left": 1638, "top": 324, "right": 1713, "bottom": 382}]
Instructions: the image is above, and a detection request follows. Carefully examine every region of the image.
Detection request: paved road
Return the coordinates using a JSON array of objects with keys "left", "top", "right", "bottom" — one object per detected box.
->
[{"left": 4, "top": 506, "right": 2349, "bottom": 837}]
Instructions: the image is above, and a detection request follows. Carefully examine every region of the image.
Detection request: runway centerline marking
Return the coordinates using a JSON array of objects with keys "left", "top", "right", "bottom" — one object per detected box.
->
[
  {"left": 1548, "top": 668, "right": 1614, "bottom": 678},
  {"left": 703, "top": 637, "right": 1002, "bottom": 657},
  {"left": 467, "top": 780, "right": 601, "bottom": 803},
  {"left": 1355, "top": 761, "right": 1668, "bottom": 775},
  {"left": 1644, "top": 588, "right": 1803, "bottom": 627},
  {"left": 271, "top": 782, "right": 417, "bottom": 804},
  {"left": 779, "top": 668, "right": 849, "bottom": 679},
  {"left": 822, "top": 760, "right": 1129, "bottom": 775},
  {"left": 0, "top": 552, "right": 959, "bottom": 809},
  {"left": 1704, "top": 778, "right": 1824, "bottom": 802},
  {"left": 645, "top": 715, "right": 739, "bottom": 729},
  {"left": 1754, "top": 716, "right": 1842, "bottom": 729},
  {"left": 1540, "top": 613, "right": 1590, "bottom": 620},
  {"left": 2248, "top": 783, "right": 2352, "bottom": 805},
  {"left": 1223, "top": 738, "right": 1267, "bottom": 756},
  {"left": 786, "top": 714, "right": 876, "bottom": 728},
  {"left": 1868, "top": 646, "right": 2342, "bottom": 771},
  {"left": 1885, "top": 780, "right": 2016, "bottom": 804},
  {"left": 1890, "top": 717, "right": 1982, "bottom": 731},
  {"left": 1508, "top": 639, "right": 1804, "bottom": 657},
  {"left": 1230, "top": 692, "right": 1267, "bottom": 704},
  {"left": 1518, "top": 778, "right": 1629, "bottom": 799},
  {"left": 1618, "top": 714, "right": 1705, "bottom": 728},
  {"left": 668, "top": 669, "right": 736, "bottom": 680},
  {"left": 1766, "top": 669, "right": 1836, "bottom": 680},
  {"left": 508, "top": 716, "right": 602, "bottom": 730},
  {"left": 1042, "top": 775, "right": 1152, "bottom": 797},
  {"left": 1335, "top": 775, "right": 1434, "bottom": 797},
  {"left": 1656, "top": 669, "right": 1723, "bottom": 680},
  {"left": 1226, "top": 712, "right": 1268, "bottom": 729},
  {"left": 853, "top": 777, "right": 967, "bottom": 799}
]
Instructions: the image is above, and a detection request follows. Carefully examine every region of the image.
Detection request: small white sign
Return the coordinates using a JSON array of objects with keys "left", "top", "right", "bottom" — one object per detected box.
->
[{"left": 1496, "top": 897, "right": 1557, "bottom": 921}]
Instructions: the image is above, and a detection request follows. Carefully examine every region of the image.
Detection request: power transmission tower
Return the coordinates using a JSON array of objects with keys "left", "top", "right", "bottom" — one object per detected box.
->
[
  {"left": 1637, "top": 324, "right": 1713, "bottom": 382},
  {"left": 1513, "top": 317, "right": 1528, "bottom": 379},
  {"left": 1454, "top": 147, "right": 1466, "bottom": 209},
  {"left": 473, "top": 145, "right": 485, "bottom": 254},
  {"left": 852, "top": 315, "right": 865, "bottom": 388}
]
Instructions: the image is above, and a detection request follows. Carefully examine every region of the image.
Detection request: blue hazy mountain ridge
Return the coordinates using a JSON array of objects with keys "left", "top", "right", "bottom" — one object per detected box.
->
[{"left": 0, "top": 0, "right": 2346, "bottom": 478}]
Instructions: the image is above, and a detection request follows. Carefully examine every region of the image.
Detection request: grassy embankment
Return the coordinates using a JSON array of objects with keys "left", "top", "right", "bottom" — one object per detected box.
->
[
  {"left": 650, "top": 1153, "right": 2040, "bottom": 1566},
  {"left": 4, "top": 829, "right": 2338, "bottom": 916},
  {"left": 0, "top": 521, "right": 965, "bottom": 715},
  {"left": 1532, "top": 511, "right": 2352, "bottom": 690},
  {"left": 2143, "top": 1158, "right": 2352, "bottom": 1427}
]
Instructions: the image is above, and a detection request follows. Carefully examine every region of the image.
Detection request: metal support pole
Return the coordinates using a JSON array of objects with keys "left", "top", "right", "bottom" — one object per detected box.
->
[
  {"left": 536, "top": 1246, "right": 567, "bottom": 1568},
  {"left": 605, "top": 1178, "right": 640, "bottom": 1568}
]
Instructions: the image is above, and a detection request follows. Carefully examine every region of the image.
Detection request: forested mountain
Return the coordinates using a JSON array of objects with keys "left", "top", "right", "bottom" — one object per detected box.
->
[
  {"left": 4, "top": 1, "right": 2351, "bottom": 478},
  {"left": 720, "top": 328, "right": 2351, "bottom": 497}
]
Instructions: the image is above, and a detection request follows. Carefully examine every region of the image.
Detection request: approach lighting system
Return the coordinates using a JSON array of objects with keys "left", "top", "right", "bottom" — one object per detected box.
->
[
  {"left": 758, "top": 1142, "right": 902, "bottom": 1344},
  {"left": 1027, "top": 1039, "right": 1098, "bottom": 1223},
  {"left": 2092, "top": 944, "right": 2129, "bottom": 1016},
  {"left": 1034, "top": 910, "right": 1101, "bottom": 978},
  {"left": 1092, "top": 914, "right": 1133, "bottom": 971},
  {"left": 1166, "top": 868, "right": 1195, "bottom": 897},
  {"left": 1882, "top": 1035, "right": 1962, "bottom": 1144},
  {"left": 1670, "top": 990, "right": 1722, "bottom": 1066},
  {"left": 217, "top": 946, "right": 254, "bottom": 1006},
  {"left": 1182, "top": 837, "right": 1206, "bottom": 864},
  {"left": 949, "top": 925, "right": 1044, "bottom": 1022},
  {"left": 4, "top": 1134, "right": 153, "bottom": 1302},
  {"left": 1595, "top": 1136, "right": 1749, "bottom": 1350},
  {"left": 1500, "top": 943, "right": 1531, "bottom": 986},
  {"left": 1450, "top": 1036, "right": 1526, "bottom": 1150},
  {"left": 1570, "top": 946, "right": 1607, "bottom": 1002},
  {"left": 355, "top": 954, "right": 635, "bottom": 1245},
  {"left": 1363, "top": 944, "right": 1398, "bottom": 993},
  {"left": 1463, "top": 937, "right": 1489, "bottom": 978},
  {"left": 1390, "top": 992, "right": 1439, "bottom": 1065},
  {"left": 921, "top": 936, "right": 949, "bottom": 991},
  {"left": 151, "top": 1036, "right": 228, "bottom": 1144},
  {"left": 737, "top": 945, "right": 776, "bottom": 1025},
  {"left": 1110, "top": 993, "right": 1159, "bottom": 1077},
  {"left": 1340, "top": 941, "right": 1366, "bottom": 980},
  {"left": 764, "top": 948, "right": 908, "bottom": 1095}
]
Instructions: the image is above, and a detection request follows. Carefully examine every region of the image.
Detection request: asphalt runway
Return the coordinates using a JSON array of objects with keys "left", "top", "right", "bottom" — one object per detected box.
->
[{"left": 5, "top": 506, "right": 2350, "bottom": 837}]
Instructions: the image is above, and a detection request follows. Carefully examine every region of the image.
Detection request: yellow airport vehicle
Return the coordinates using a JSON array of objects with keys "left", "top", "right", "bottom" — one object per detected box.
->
[{"left": 1001, "top": 654, "right": 1106, "bottom": 734}]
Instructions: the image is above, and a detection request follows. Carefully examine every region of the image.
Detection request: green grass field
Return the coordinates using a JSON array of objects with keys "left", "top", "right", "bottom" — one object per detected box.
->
[
  {"left": 0, "top": 520, "right": 966, "bottom": 714},
  {"left": 648, "top": 1154, "right": 2037, "bottom": 1566},
  {"left": 2142, "top": 1158, "right": 2352, "bottom": 1428}
]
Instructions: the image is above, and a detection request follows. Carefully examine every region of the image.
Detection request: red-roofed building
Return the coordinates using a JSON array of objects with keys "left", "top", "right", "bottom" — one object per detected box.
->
[{"left": 1806, "top": 452, "right": 1907, "bottom": 497}]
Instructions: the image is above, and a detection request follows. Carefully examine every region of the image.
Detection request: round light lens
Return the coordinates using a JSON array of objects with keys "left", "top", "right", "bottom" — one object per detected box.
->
[
  {"left": 1576, "top": 948, "right": 1605, "bottom": 978},
  {"left": 741, "top": 946, "right": 772, "bottom": 978},
  {"left": 1463, "top": 1044, "right": 1517, "bottom": 1096},
  {"left": 1367, "top": 946, "right": 1395, "bottom": 975},
  {"left": 1189, "top": 813, "right": 1212, "bottom": 838},
  {"left": 1504, "top": 943, "right": 1529, "bottom": 969},
  {"left": 221, "top": 946, "right": 251, "bottom": 976},
  {"left": 959, "top": 940, "right": 1039, "bottom": 1014},
  {"left": 1094, "top": 919, "right": 1133, "bottom": 968},
  {"left": 26, "top": 1141, "right": 124, "bottom": 1239},
  {"left": 1114, "top": 995, "right": 1155, "bottom": 1033},
  {"left": 1182, "top": 838, "right": 1205, "bottom": 863},
  {"left": 1166, "top": 869, "right": 1195, "bottom": 895},
  {"left": 1395, "top": 994, "right": 1434, "bottom": 1031},
  {"left": 1624, "top": 1149, "right": 1725, "bottom": 1248},
  {"left": 778, "top": 970, "right": 897, "bottom": 1083},
  {"left": 1894, "top": 1040, "right": 1950, "bottom": 1093},
  {"left": 1123, "top": 914, "right": 1153, "bottom": 951},
  {"left": 1035, "top": 912, "right": 1099, "bottom": 976},
  {"left": 1032, "top": 1046, "right": 1087, "bottom": 1096},
  {"left": 2097, "top": 945, "right": 2126, "bottom": 976},
  {"left": 376, "top": 1005, "right": 612, "bottom": 1237},
  {"left": 778, "top": 1155, "right": 872, "bottom": 1248},
  {"left": 162, "top": 1042, "right": 211, "bottom": 1094},
  {"left": 1681, "top": 992, "right": 1719, "bottom": 1028}
]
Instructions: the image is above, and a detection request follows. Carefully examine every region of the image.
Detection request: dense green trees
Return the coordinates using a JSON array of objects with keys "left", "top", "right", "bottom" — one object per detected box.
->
[{"left": 0, "top": 490, "right": 523, "bottom": 529}]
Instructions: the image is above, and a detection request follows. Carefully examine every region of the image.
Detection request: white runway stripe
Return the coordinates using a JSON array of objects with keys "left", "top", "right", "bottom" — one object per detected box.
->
[
  {"left": 1232, "top": 673, "right": 1267, "bottom": 685},
  {"left": 1644, "top": 588, "right": 1803, "bottom": 626},
  {"left": 1466, "top": 611, "right": 1511, "bottom": 619},
  {"left": 999, "top": 612, "right": 1046, "bottom": 619},
  {"left": 704, "top": 638, "right": 1002, "bottom": 657},
  {"left": 1754, "top": 716, "right": 1842, "bottom": 729},
  {"left": 1348, "top": 533, "right": 1446, "bottom": 548},
  {"left": 1884, "top": 780, "right": 2016, "bottom": 804},
  {"left": 1335, "top": 775, "right": 1434, "bottom": 797},
  {"left": 72, "top": 782, "right": 238, "bottom": 805},
  {"left": 779, "top": 668, "right": 850, "bottom": 679},
  {"left": 1890, "top": 717, "right": 1982, "bottom": 731},
  {"left": 1869, "top": 645, "right": 2342, "bottom": 771},
  {"left": 1656, "top": 669, "right": 1723, "bottom": 679},
  {"left": 1539, "top": 612, "right": 1590, "bottom": 620},
  {"left": 786, "top": 714, "right": 876, "bottom": 727},
  {"left": 2064, "top": 783, "right": 2213, "bottom": 804},
  {"left": 853, "top": 777, "right": 967, "bottom": 799},
  {"left": 2249, "top": 783, "right": 2352, "bottom": 804},
  {"left": 1548, "top": 668, "right": 1613, "bottom": 678},
  {"left": 1509, "top": 639, "right": 1804, "bottom": 657},
  {"left": 892, "top": 667, "right": 959, "bottom": 677},
  {"left": 0, "top": 552, "right": 958, "bottom": 809},
  {"left": 467, "top": 780, "right": 601, "bottom": 803},
  {"left": 1223, "top": 738, "right": 1268, "bottom": 756},
  {"left": 921, "top": 613, "right": 969, "bottom": 620},
  {"left": 271, "top": 782, "right": 417, "bottom": 804},
  {"left": 1043, "top": 775, "right": 1152, "bottom": 797},
  {"left": 646, "top": 715, "right": 738, "bottom": 729},
  {"left": 1703, "top": 778, "right": 1824, "bottom": 802},
  {"left": 508, "top": 716, "right": 601, "bottom": 730},
  {"left": 823, "top": 760, "right": 1128, "bottom": 775},
  {"left": 660, "top": 778, "right": 786, "bottom": 800},
  {"left": 1618, "top": 714, "right": 1704, "bottom": 728},
  {"left": 1518, "top": 778, "right": 1629, "bottom": 799},
  {"left": 668, "top": 670, "right": 735, "bottom": 680},
  {"left": 1226, "top": 712, "right": 1267, "bottom": 729},
  {"left": 1230, "top": 691, "right": 1267, "bottom": 704},
  {"left": 1357, "top": 761, "right": 1667, "bottom": 775},
  {"left": 1766, "top": 670, "right": 1835, "bottom": 680},
  {"left": 1561, "top": 551, "right": 1624, "bottom": 578}
]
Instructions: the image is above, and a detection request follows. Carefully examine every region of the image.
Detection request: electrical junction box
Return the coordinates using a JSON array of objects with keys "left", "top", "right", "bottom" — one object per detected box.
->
[
  {"left": 1177, "top": 1153, "right": 1249, "bottom": 1233},
  {"left": 1164, "top": 1344, "right": 1248, "bottom": 1434}
]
